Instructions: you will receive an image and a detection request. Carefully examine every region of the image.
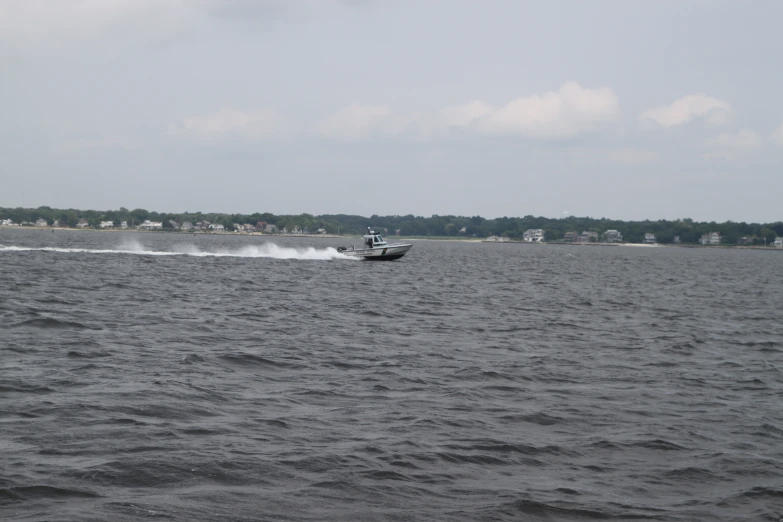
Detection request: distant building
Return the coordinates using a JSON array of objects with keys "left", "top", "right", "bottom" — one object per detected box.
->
[
  {"left": 523, "top": 229, "right": 545, "bottom": 242},
  {"left": 485, "top": 235, "right": 511, "bottom": 242},
  {"left": 100, "top": 220, "right": 114, "bottom": 228},
  {"left": 264, "top": 224, "right": 278, "bottom": 233},
  {"left": 1, "top": 219, "right": 17, "bottom": 226},
  {"left": 673, "top": 236, "right": 681, "bottom": 244},
  {"left": 76, "top": 218, "right": 89, "bottom": 228},
  {"left": 563, "top": 231, "right": 579, "bottom": 242},
  {"left": 208, "top": 223, "right": 224, "bottom": 232},
  {"left": 643, "top": 233, "right": 657, "bottom": 244},
  {"left": 459, "top": 226, "right": 467, "bottom": 234},
  {"left": 317, "top": 228, "right": 326, "bottom": 234},
  {"left": 603, "top": 230, "right": 623, "bottom": 243},
  {"left": 138, "top": 220, "right": 162, "bottom": 230},
  {"left": 700, "top": 232, "right": 721, "bottom": 245},
  {"left": 394, "top": 229, "right": 401, "bottom": 236},
  {"left": 35, "top": 218, "right": 47, "bottom": 227},
  {"left": 180, "top": 221, "right": 193, "bottom": 231},
  {"left": 773, "top": 237, "right": 783, "bottom": 248},
  {"left": 167, "top": 220, "right": 179, "bottom": 229},
  {"left": 120, "top": 221, "right": 128, "bottom": 229},
  {"left": 580, "top": 231, "right": 598, "bottom": 242}
]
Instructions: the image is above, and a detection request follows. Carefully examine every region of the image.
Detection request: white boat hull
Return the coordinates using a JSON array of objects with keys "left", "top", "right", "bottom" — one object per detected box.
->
[{"left": 337, "top": 243, "right": 412, "bottom": 260}]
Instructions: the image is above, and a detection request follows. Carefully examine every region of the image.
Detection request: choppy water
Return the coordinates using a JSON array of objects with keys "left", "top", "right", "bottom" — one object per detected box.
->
[{"left": 1, "top": 228, "right": 782, "bottom": 521}]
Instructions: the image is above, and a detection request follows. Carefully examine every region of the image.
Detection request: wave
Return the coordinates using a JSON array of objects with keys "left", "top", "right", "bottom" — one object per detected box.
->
[{"left": 0, "top": 240, "right": 355, "bottom": 261}]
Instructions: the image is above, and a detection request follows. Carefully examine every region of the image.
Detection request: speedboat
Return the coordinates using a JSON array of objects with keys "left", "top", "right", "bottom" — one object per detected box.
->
[{"left": 336, "top": 228, "right": 413, "bottom": 260}]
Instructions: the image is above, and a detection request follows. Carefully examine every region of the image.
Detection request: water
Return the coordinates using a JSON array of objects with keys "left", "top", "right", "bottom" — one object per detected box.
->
[{"left": 1, "top": 228, "right": 782, "bottom": 521}]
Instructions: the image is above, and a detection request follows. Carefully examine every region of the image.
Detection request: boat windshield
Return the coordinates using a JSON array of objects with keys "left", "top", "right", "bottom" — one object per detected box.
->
[{"left": 375, "top": 235, "right": 384, "bottom": 243}]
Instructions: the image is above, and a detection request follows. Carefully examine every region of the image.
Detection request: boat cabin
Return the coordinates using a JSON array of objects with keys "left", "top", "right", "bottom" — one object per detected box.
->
[{"left": 363, "top": 229, "right": 388, "bottom": 249}]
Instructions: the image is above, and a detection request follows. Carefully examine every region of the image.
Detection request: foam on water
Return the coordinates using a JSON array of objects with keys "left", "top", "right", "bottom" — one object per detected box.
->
[{"left": 0, "top": 241, "right": 353, "bottom": 261}]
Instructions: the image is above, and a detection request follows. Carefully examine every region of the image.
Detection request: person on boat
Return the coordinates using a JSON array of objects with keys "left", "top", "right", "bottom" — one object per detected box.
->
[{"left": 366, "top": 237, "right": 373, "bottom": 248}]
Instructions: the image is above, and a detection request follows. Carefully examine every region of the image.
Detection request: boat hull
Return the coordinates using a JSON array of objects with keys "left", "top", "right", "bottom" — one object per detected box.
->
[{"left": 337, "top": 243, "right": 412, "bottom": 260}]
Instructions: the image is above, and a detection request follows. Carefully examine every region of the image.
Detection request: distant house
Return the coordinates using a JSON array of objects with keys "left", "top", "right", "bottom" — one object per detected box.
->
[
  {"left": 264, "top": 224, "right": 278, "bottom": 233},
  {"left": 138, "top": 220, "right": 162, "bottom": 230},
  {"left": 523, "top": 229, "right": 545, "bottom": 242},
  {"left": 1, "top": 219, "right": 17, "bottom": 226},
  {"left": 316, "top": 228, "right": 326, "bottom": 234},
  {"left": 208, "top": 223, "right": 224, "bottom": 232},
  {"left": 394, "top": 229, "right": 401, "bottom": 236},
  {"left": 773, "top": 237, "right": 783, "bottom": 248},
  {"left": 180, "top": 221, "right": 193, "bottom": 231},
  {"left": 563, "top": 231, "right": 579, "bottom": 242},
  {"left": 167, "top": 220, "right": 179, "bottom": 229},
  {"left": 76, "top": 218, "right": 89, "bottom": 228},
  {"left": 195, "top": 221, "right": 210, "bottom": 230},
  {"left": 100, "top": 220, "right": 114, "bottom": 228},
  {"left": 120, "top": 221, "right": 128, "bottom": 229},
  {"left": 643, "top": 233, "right": 657, "bottom": 244},
  {"left": 256, "top": 221, "right": 267, "bottom": 230},
  {"left": 580, "top": 231, "right": 598, "bottom": 242},
  {"left": 603, "top": 230, "right": 623, "bottom": 243},
  {"left": 485, "top": 235, "right": 511, "bottom": 242},
  {"left": 459, "top": 226, "right": 467, "bottom": 234},
  {"left": 35, "top": 218, "right": 47, "bottom": 227},
  {"left": 700, "top": 232, "right": 721, "bottom": 245},
  {"left": 673, "top": 236, "right": 681, "bottom": 244}
]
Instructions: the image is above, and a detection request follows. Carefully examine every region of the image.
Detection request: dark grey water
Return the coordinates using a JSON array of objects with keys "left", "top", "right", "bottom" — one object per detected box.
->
[{"left": 1, "top": 228, "right": 782, "bottom": 521}]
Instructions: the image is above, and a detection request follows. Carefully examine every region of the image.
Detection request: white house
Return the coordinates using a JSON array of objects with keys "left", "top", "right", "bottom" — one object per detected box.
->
[
  {"left": 700, "top": 232, "right": 721, "bottom": 245},
  {"left": 1, "top": 219, "right": 17, "bottom": 226},
  {"left": 35, "top": 218, "right": 47, "bottom": 227},
  {"left": 120, "top": 221, "right": 128, "bottom": 229},
  {"left": 523, "top": 229, "right": 545, "bottom": 242},
  {"left": 643, "top": 233, "right": 657, "bottom": 244},
  {"left": 76, "top": 218, "right": 89, "bottom": 228},
  {"left": 100, "top": 220, "right": 114, "bottom": 228},
  {"left": 604, "top": 230, "right": 623, "bottom": 242},
  {"left": 180, "top": 221, "right": 193, "bottom": 231},
  {"left": 208, "top": 223, "right": 224, "bottom": 232},
  {"left": 138, "top": 220, "right": 163, "bottom": 230},
  {"left": 264, "top": 224, "right": 278, "bottom": 233},
  {"left": 773, "top": 237, "right": 783, "bottom": 248}
]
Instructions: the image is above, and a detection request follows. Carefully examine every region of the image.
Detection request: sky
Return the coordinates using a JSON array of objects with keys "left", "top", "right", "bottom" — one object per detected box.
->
[{"left": 1, "top": 0, "right": 782, "bottom": 222}]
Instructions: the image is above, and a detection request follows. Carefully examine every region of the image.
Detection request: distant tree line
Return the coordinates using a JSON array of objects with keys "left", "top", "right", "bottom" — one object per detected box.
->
[{"left": 1, "top": 206, "right": 781, "bottom": 245}]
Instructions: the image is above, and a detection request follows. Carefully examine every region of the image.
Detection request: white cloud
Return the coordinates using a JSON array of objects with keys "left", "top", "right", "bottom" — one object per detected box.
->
[
  {"left": 168, "top": 107, "right": 283, "bottom": 142},
  {"left": 640, "top": 94, "right": 731, "bottom": 128},
  {"left": 0, "top": 1, "right": 200, "bottom": 57},
  {"left": 440, "top": 101, "right": 494, "bottom": 128},
  {"left": 703, "top": 128, "right": 763, "bottom": 160},
  {"left": 444, "top": 82, "right": 621, "bottom": 139},
  {"left": 0, "top": 0, "right": 354, "bottom": 58},
  {"left": 771, "top": 123, "right": 783, "bottom": 147},
  {"left": 318, "top": 104, "right": 406, "bottom": 142}
]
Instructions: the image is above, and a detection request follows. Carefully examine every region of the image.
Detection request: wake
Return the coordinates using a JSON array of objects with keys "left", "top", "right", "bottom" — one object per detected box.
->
[{"left": 0, "top": 240, "right": 354, "bottom": 261}]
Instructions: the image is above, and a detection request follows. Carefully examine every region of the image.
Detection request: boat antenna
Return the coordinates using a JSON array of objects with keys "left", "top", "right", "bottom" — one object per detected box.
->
[{"left": 367, "top": 227, "right": 371, "bottom": 234}]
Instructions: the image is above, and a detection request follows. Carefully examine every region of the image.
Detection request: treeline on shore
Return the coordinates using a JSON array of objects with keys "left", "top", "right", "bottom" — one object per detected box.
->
[{"left": 1, "top": 206, "right": 782, "bottom": 245}]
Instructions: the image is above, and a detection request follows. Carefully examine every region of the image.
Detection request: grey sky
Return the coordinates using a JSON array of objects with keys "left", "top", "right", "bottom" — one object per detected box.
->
[{"left": 1, "top": 0, "right": 782, "bottom": 221}]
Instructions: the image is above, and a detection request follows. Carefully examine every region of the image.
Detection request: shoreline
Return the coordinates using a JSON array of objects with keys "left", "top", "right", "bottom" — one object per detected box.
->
[{"left": 1, "top": 226, "right": 781, "bottom": 250}]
